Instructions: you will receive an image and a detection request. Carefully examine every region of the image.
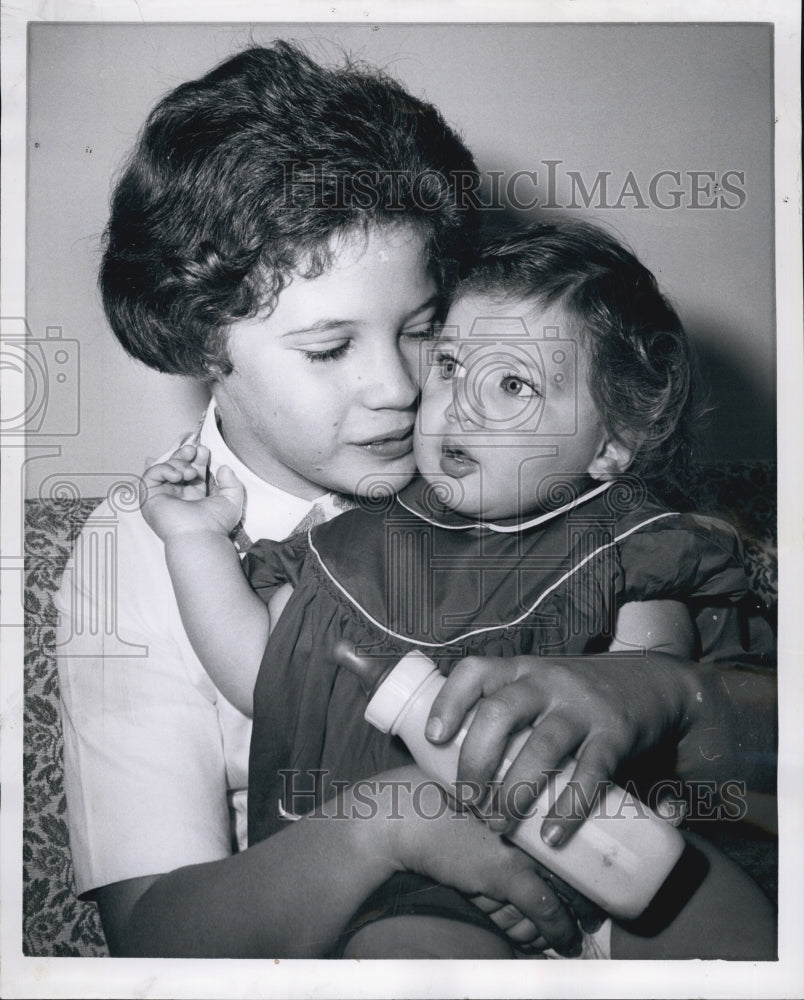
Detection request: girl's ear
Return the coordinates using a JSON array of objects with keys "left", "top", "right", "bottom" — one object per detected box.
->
[{"left": 587, "top": 435, "right": 636, "bottom": 481}]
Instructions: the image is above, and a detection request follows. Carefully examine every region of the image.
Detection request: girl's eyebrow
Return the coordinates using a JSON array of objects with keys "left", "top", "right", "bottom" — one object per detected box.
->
[
  {"left": 281, "top": 295, "right": 441, "bottom": 339},
  {"left": 281, "top": 319, "right": 354, "bottom": 338}
]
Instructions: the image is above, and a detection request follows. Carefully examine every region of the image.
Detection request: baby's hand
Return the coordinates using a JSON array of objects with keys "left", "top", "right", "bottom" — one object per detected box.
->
[{"left": 140, "top": 442, "right": 244, "bottom": 541}]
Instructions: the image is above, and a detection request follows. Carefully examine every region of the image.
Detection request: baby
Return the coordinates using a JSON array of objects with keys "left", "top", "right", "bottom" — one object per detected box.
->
[{"left": 142, "top": 220, "right": 774, "bottom": 959}]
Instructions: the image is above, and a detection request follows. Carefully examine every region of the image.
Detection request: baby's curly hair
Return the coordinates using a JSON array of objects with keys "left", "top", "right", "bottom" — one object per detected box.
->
[
  {"left": 457, "top": 221, "right": 701, "bottom": 497},
  {"left": 100, "top": 42, "right": 478, "bottom": 378}
]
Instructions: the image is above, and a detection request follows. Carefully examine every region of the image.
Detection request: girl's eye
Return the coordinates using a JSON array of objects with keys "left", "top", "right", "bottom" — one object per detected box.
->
[
  {"left": 302, "top": 341, "right": 351, "bottom": 363},
  {"left": 500, "top": 374, "right": 540, "bottom": 398},
  {"left": 402, "top": 322, "right": 440, "bottom": 342}
]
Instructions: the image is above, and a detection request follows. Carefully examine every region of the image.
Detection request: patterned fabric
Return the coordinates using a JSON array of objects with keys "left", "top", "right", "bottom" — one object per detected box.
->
[
  {"left": 694, "top": 461, "right": 777, "bottom": 610},
  {"left": 21, "top": 461, "right": 777, "bottom": 956},
  {"left": 24, "top": 499, "right": 108, "bottom": 956}
]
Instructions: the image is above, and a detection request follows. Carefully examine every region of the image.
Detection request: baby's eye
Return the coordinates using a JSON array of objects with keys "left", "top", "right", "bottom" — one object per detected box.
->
[
  {"left": 435, "top": 351, "right": 461, "bottom": 380},
  {"left": 302, "top": 341, "right": 352, "bottom": 362},
  {"left": 500, "top": 373, "right": 540, "bottom": 398}
]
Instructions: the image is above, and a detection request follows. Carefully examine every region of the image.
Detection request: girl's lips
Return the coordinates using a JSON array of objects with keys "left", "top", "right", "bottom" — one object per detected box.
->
[
  {"left": 439, "top": 445, "right": 477, "bottom": 479},
  {"left": 354, "top": 425, "right": 414, "bottom": 459}
]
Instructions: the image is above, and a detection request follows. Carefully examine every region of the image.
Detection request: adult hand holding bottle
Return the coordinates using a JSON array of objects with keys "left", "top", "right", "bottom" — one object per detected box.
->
[{"left": 425, "top": 648, "right": 777, "bottom": 844}]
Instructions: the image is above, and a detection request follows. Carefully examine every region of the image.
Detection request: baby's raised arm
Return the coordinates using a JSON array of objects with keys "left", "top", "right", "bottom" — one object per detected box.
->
[{"left": 140, "top": 442, "right": 271, "bottom": 716}]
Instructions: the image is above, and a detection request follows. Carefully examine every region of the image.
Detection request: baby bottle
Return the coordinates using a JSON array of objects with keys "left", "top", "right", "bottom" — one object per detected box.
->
[{"left": 335, "top": 643, "right": 685, "bottom": 920}]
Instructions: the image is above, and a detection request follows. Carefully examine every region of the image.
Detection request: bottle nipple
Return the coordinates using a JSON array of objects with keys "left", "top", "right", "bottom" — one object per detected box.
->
[{"left": 332, "top": 641, "right": 395, "bottom": 699}]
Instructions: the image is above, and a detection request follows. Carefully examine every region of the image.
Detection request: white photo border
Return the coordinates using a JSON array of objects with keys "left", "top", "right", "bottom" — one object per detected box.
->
[{"left": 2, "top": 2, "right": 801, "bottom": 998}]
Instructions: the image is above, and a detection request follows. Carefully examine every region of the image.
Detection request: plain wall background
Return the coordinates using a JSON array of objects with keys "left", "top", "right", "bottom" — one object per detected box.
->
[{"left": 25, "top": 22, "right": 775, "bottom": 498}]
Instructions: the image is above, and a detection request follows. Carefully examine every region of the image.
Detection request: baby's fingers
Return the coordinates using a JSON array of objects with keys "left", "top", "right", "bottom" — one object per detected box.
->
[
  {"left": 172, "top": 442, "right": 211, "bottom": 479},
  {"left": 142, "top": 458, "right": 199, "bottom": 488}
]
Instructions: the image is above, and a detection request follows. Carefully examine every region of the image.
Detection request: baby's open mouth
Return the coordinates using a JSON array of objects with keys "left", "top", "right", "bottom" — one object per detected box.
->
[{"left": 439, "top": 443, "right": 477, "bottom": 478}]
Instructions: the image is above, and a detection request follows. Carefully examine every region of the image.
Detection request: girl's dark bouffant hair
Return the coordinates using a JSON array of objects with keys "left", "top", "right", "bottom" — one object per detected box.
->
[
  {"left": 100, "top": 42, "right": 478, "bottom": 378},
  {"left": 458, "top": 221, "right": 702, "bottom": 498}
]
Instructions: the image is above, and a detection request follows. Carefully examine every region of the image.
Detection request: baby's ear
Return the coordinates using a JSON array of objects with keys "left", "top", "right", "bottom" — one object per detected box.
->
[{"left": 587, "top": 435, "right": 635, "bottom": 481}]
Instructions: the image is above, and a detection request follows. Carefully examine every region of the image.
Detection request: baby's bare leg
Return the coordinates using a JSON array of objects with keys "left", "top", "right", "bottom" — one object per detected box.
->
[
  {"left": 341, "top": 915, "right": 514, "bottom": 959},
  {"left": 611, "top": 830, "right": 776, "bottom": 959}
]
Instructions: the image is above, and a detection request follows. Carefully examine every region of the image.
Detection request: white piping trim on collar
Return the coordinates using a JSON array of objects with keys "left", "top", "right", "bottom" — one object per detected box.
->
[
  {"left": 308, "top": 509, "right": 679, "bottom": 650},
  {"left": 396, "top": 479, "right": 613, "bottom": 534}
]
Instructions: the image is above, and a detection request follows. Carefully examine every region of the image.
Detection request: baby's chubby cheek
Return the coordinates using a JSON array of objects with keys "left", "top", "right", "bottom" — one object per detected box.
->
[{"left": 412, "top": 423, "right": 433, "bottom": 474}]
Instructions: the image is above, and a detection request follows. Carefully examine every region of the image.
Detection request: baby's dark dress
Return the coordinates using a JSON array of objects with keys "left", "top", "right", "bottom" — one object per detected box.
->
[{"left": 245, "top": 477, "right": 755, "bottom": 949}]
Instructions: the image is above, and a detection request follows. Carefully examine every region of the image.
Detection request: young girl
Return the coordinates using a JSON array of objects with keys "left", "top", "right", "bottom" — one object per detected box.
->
[
  {"left": 142, "top": 220, "right": 775, "bottom": 959},
  {"left": 61, "top": 40, "right": 580, "bottom": 960}
]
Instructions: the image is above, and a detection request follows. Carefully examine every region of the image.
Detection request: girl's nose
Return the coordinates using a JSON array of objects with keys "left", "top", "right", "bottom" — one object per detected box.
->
[{"left": 364, "top": 342, "right": 419, "bottom": 410}]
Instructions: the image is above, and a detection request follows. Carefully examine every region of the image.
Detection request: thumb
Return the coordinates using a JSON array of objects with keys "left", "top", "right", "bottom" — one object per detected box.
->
[{"left": 215, "top": 464, "right": 245, "bottom": 519}]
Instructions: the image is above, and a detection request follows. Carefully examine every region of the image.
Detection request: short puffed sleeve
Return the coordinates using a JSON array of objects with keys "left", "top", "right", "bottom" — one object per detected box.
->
[
  {"left": 617, "top": 512, "right": 748, "bottom": 605},
  {"left": 240, "top": 533, "right": 311, "bottom": 607}
]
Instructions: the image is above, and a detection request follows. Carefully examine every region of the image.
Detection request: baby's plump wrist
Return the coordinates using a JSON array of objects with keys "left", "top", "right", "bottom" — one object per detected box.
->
[{"left": 162, "top": 525, "right": 233, "bottom": 546}]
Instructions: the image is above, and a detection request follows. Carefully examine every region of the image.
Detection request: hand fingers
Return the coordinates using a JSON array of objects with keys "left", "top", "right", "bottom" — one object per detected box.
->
[
  {"left": 454, "top": 679, "right": 555, "bottom": 805},
  {"left": 214, "top": 465, "right": 245, "bottom": 519},
  {"left": 426, "top": 655, "right": 518, "bottom": 744},
  {"left": 171, "top": 442, "right": 200, "bottom": 462},
  {"left": 501, "top": 916, "right": 541, "bottom": 945},
  {"left": 175, "top": 443, "right": 212, "bottom": 485},
  {"left": 471, "top": 843, "right": 579, "bottom": 954},
  {"left": 170, "top": 441, "right": 211, "bottom": 472},
  {"left": 191, "top": 443, "right": 211, "bottom": 474},
  {"left": 505, "top": 868, "right": 582, "bottom": 957},
  {"left": 527, "top": 862, "right": 606, "bottom": 933},
  {"left": 484, "top": 711, "right": 582, "bottom": 831},
  {"left": 540, "top": 743, "right": 620, "bottom": 847},
  {"left": 486, "top": 903, "right": 529, "bottom": 933},
  {"left": 468, "top": 894, "right": 502, "bottom": 914},
  {"left": 379, "top": 767, "right": 581, "bottom": 955},
  {"left": 471, "top": 897, "right": 542, "bottom": 945},
  {"left": 517, "top": 935, "right": 549, "bottom": 955},
  {"left": 142, "top": 458, "right": 203, "bottom": 487}
]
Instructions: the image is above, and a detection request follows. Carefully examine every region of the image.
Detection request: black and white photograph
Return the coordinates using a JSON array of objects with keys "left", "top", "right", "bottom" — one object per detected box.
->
[{"left": 1, "top": 3, "right": 801, "bottom": 998}]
